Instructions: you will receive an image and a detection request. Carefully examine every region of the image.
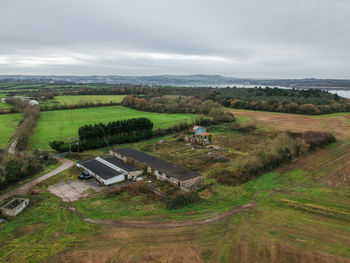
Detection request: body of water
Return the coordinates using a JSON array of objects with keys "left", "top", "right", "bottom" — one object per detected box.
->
[{"left": 328, "top": 90, "right": 350, "bottom": 99}]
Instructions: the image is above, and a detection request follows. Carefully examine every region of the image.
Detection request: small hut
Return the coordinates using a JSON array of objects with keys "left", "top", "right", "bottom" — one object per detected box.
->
[
  {"left": 1, "top": 198, "right": 29, "bottom": 216},
  {"left": 185, "top": 126, "right": 212, "bottom": 145}
]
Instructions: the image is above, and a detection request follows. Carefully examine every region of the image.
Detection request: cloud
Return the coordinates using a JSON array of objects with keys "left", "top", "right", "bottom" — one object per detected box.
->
[{"left": 0, "top": 0, "right": 349, "bottom": 77}]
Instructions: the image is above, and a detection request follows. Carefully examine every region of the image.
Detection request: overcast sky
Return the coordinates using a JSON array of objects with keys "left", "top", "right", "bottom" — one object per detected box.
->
[{"left": 1, "top": 0, "right": 349, "bottom": 78}]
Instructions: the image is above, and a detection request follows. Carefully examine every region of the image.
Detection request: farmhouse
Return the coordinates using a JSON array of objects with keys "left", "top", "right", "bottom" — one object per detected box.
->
[
  {"left": 77, "top": 156, "right": 142, "bottom": 185},
  {"left": 112, "top": 148, "right": 204, "bottom": 188}
]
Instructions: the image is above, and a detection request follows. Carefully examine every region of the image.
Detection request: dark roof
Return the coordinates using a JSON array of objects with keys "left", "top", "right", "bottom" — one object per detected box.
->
[
  {"left": 78, "top": 159, "right": 123, "bottom": 180},
  {"left": 115, "top": 148, "right": 202, "bottom": 181},
  {"left": 101, "top": 156, "right": 139, "bottom": 172}
]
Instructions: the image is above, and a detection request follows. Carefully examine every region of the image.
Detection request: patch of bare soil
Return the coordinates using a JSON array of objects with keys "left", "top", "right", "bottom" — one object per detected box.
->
[
  {"left": 12, "top": 223, "right": 48, "bottom": 238},
  {"left": 229, "top": 239, "right": 350, "bottom": 263},
  {"left": 320, "top": 160, "right": 350, "bottom": 187},
  {"left": 47, "top": 244, "right": 204, "bottom": 263},
  {"left": 232, "top": 110, "right": 350, "bottom": 140},
  {"left": 48, "top": 180, "right": 93, "bottom": 202}
]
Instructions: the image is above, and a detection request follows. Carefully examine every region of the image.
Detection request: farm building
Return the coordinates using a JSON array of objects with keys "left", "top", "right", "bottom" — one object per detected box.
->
[
  {"left": 112, "top": 148, "right": 204, "bottom": 188},
  {"left": 184, "top": 126, "right": 212, "bottom": 145},
  {"left": 1, "top": 198, "right": 29, "bottom": 217},
  {"left": 77, "top": 156, "right": 142, "bottom": 185}
]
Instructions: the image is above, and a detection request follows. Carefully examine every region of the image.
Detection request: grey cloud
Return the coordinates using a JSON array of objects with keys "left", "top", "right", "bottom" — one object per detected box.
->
[{"left": 0, "top": 0, "right": 349, "bottom": 78}]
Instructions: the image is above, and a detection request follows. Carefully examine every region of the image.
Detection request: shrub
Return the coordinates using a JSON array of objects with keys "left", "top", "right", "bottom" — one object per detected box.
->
[
  {"left": 127, "top": 181, "right": 152, "bottom": 195},
  {"left": 230, "top": 123, "right": 256, "bottom": 132},
  {"left": 214, "top": 130, "right": 336, "bottom": 186},
  {"left": 166, "top": 191, "right": 201, "bottom": 209}
]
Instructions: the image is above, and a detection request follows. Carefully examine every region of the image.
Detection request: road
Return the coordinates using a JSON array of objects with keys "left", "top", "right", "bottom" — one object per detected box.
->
[{"left": 0, "top": 158, "right": 75, "bottom": 203}]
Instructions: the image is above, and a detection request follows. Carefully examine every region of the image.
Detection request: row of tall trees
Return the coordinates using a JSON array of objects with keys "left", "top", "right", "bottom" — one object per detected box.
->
[
  {"left": 49, "top": 118, "right": 154, "bottom": 152},
  {"left": 79, "top": 117, "right": 153, "bottom": 141}
]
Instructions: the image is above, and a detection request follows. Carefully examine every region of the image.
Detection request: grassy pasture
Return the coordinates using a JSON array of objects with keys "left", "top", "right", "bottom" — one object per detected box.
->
[
  {"left": 0, "top": 103, "right": 12, "bottom": 109},
  {"left": 30, "top": 105, "right": 200, "bottom": 149},
  {"left": 40, "top": 95, "right": 125, "bottom": 108},
  {"left": 1, "top": 110, "right": 350, "bottom": 262},
  {"left": 0, "top": 113, "right": 22, "bottom": 147}
]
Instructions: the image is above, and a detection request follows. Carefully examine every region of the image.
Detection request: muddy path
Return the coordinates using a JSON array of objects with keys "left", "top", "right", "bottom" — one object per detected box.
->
[{"left": 68, "top": 202, "right": 256, "bottom": 228}]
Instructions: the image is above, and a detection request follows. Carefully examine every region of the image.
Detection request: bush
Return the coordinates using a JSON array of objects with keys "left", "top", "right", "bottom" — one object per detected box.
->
[
  {"left": 214, "top": 130, "right": 335, "bottom": 186},
  {"left": 127, "top": 181, "right": 152, "bottom": 195},
  {"left": 230, "top": 123, "right": 256, "bottom": 132},
  {"left": 166, "top": 191, "right": 201, "bottom": 209}
]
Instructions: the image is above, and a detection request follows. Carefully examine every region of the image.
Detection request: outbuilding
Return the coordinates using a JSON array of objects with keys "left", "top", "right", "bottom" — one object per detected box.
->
[
  {"left": 77, "top": 156, "right": 142, "bottom": 185},
  {"left": 1, "top": 198, "right": 29, "bottom": 217},
  {"left": 112, "top": 148, "right": 204, "bottom": 188}
]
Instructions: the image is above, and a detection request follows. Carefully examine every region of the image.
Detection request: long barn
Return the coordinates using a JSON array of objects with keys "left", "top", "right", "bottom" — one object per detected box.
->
[{"left": 111, "top": 148, "right": 204, "bottom": 188}]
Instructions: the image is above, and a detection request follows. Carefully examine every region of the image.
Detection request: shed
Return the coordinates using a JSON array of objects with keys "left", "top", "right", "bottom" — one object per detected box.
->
[{"left": 1, "top": 198, "right": 29, "bottom": 217}]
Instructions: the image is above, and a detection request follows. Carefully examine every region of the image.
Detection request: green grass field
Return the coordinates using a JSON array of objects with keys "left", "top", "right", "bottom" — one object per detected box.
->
[
  {"left": 41, "top": 95, "right": 125, "bottom": 108},
  {"left": 30, "top": 106, "right": 200, "bottom": 149},
  {"left": 0, "top": 103, "right": 12, "bottom": 109},
  {"left": 1, "top": 110, "right": 350, "bottom": 262},
  {"left": 0, "top": 113, "right": 22, "bottom": 147}
]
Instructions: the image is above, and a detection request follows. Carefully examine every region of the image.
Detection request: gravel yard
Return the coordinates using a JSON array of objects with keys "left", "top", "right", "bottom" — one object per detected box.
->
[{"left": 48, "top": 180, "right": 103, "bottom": 202}]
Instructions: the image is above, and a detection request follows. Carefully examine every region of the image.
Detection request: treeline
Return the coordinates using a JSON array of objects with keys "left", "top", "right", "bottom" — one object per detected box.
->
[
  {"left": 229, "top": 99, "right": 350, "bottom": 115},
  {"left": 49, "top": 118, "right": 153, "bottom": 152},
  {"left": 6, "top": 97, "right": 40, "bottom": 151},
  {"left": 214, "top": 131, "right": 335, "bottom": 186},
  {"left": 78, "top": 86, "right": 349, "bottom": 115},
  {"left": 4, "top": 82, "right": 349, "bottom": 115},
  {"left": 40, "top": 101, "right": 120, "bottom": 112},
  {"left": 122, "top": 95, "right": 236, "bottom": 122}
]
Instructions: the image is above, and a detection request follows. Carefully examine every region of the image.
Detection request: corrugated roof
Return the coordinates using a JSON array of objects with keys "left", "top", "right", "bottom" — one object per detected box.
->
[
  {"left": 115, "top": 148, "right": 202, "bottom": 181},
  {"left": 78, "top": 159, "right": 123, "bottom": 180},
  {"left": 101, "top": 156, "right": 139, "bottom": 172}
]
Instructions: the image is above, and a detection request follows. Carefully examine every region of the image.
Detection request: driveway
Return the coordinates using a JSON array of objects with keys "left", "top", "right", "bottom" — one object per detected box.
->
[
  {"left": 49, "top": 179, "right": 103, "bottom": 202},
  {"left": 0, "top": 158, "right": 75, "bottom": 203}
]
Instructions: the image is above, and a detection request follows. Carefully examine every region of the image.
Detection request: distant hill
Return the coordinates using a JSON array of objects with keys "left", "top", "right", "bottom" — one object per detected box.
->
[{"left": 0, "top": 75, "right": 350, "bottom": 89}]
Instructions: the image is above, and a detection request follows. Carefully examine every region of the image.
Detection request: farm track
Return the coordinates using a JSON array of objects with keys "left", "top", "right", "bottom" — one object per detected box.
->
[
  {"left": 68, "top": 202, "right": 256, "bottom": 229},
  {"left": 0, "top": 158, "right": 74, "bottom": 203},
  {"left": 8, "top": 138, "right": 17, "bottom": 154}
]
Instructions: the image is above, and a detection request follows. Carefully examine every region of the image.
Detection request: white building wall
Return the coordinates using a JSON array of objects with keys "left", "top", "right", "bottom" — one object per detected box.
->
[{"left": 105, "top": 174, "right": 125, "bottom": 185}]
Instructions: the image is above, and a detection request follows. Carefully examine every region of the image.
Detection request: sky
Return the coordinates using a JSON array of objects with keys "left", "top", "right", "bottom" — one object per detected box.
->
[{"left": 0, "top": 0, "right": 349, "bottom": 78}]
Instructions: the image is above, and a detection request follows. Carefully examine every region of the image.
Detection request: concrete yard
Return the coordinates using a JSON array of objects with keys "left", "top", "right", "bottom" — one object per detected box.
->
[{"left": 48, "top": 180, "right": 102, "bottom": 202}]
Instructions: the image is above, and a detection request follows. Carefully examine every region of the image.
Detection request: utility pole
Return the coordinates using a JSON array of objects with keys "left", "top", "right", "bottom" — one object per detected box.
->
[
  {"left": 67, "top": 137, "right": 72, "bottom": 156},
  {"left": 77, "top": 139, "right": 80, "bottom": 152}
]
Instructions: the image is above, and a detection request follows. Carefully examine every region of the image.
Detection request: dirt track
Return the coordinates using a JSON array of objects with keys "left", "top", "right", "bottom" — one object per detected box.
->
[
  {"left": 0, "top": 158, "right": 74, "bottom": 203},
  {"left": 68, "top": 202, "right": 256, "bottom": 228}
]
